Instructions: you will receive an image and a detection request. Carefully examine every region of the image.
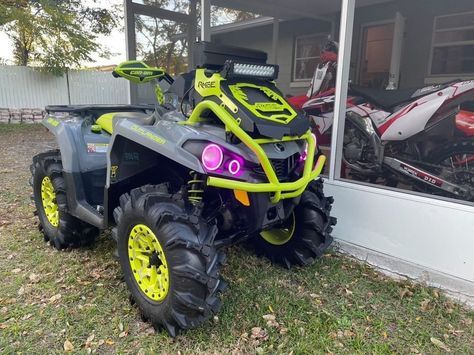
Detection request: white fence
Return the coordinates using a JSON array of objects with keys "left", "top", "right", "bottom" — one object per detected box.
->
[{"left": 0, "top": 66, "right": 129, "bottom": 110}]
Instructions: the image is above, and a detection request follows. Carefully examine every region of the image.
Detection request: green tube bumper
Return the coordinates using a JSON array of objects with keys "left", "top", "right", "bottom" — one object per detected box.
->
[{"left": 207, "top": 154, "right": 326, "bottom": 203}]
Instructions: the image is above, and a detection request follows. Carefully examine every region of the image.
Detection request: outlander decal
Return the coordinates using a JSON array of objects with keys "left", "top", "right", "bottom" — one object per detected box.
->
[{"left": 131, "top": 124, "right": 166, "bottom": 145}]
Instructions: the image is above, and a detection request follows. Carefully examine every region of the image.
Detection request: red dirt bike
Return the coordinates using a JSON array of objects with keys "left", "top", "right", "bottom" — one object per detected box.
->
[{"left": 290, "top": 40, "right": 474, "bottom": 201}]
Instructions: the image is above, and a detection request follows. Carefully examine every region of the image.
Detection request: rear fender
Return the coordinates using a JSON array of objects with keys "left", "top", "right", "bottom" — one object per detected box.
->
[
  {"left": 42, "top": 116, "right": 80, "bottom": 172},
  {"left": 41, "top": 116, "right": 105, "bottom": 228}
]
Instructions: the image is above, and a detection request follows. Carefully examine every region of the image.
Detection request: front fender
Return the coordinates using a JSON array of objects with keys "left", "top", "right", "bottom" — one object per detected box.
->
[{"left": 106, "top": 120, "right": 205, "bottom": 188}]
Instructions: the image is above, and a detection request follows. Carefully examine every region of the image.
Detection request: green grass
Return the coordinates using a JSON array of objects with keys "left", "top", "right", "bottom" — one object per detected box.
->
[{"left": 0, "top": 123, "right": 473, "bottom": 354}]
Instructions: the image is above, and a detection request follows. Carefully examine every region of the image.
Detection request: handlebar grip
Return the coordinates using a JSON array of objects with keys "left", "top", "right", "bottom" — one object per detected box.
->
[{"left": 112, "top": 71, "right": 120, "bottom": 78}]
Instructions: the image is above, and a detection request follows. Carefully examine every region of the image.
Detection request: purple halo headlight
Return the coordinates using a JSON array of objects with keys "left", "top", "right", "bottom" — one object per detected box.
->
[
  {"left": 202, "top": 143, "right": 224, "bottom": 171},
  {"left": 228, "top": 159, "right": 242, "bottom": 175}
]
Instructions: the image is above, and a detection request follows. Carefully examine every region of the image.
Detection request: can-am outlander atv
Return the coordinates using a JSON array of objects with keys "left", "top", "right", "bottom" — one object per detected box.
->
[{"left": 31, "top": 42, "right": 336, "bottom": 336}]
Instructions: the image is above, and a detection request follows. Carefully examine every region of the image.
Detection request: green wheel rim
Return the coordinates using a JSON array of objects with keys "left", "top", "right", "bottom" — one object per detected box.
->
[
  {"left": 41, "top": 176, "right": 59, "bottom": 227},
  {"left": 128, "top": 224, "right": 170, "bottom": 302},
  {"left": 260, "top": 213, "right": 296, "bottom": 245}
]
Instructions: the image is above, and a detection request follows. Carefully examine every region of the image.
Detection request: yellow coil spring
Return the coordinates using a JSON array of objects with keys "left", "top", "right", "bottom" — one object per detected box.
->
[{"left": 187, "top": 171, "right": 204, "bottom": 205}]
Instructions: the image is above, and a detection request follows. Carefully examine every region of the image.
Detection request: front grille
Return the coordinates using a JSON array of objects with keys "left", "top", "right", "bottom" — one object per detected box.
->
[{"left": 253, "top": 153, "right": 299, "bottom": 181}]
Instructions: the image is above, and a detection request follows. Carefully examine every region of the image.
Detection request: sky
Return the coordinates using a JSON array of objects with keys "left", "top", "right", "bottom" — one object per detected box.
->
[{"left": 0, "top": 0, "right": 127, "bottom": 67}]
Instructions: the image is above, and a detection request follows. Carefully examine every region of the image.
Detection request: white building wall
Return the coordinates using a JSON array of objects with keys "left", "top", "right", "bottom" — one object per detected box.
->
[{"left": 325, "top": 180, "right": 474, "bottom": 301}]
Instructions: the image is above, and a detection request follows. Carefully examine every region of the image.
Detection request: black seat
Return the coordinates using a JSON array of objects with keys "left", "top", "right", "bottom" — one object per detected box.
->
[
  {"left": 349, "top": 86, "right": 420, "bottom": 110},
  {"left": 348, "top": 81, "right": 459, "bottom": 110}
]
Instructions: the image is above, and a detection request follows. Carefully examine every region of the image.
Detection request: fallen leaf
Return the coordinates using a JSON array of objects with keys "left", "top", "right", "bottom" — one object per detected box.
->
[
  {"left": 119, "top": 331, "right": 127, "bottom": 338},
  {"left": 344, "top": 288, "right": 353, "bottom": 296},
  {"left": 49, "top": 294, "right": 62, "bottom": 303},
  {"left": 17, "top": 286, "right": 25, "bottom": 296},
  {"left": 85, "top": 334, "right": 95, "bottom": 347},
  {"left": 98, "top": 339, "right": 105, "bottom": 346},
  {"left": 420, "top": 299, "right": 431, "bottom": 312},
  {"left": 63, "top": 339, "right": 74, "bottom": 352},
  {"left": 263, "top": 313, "right": 280, "bottom": 326},
  {"left": 21, "top": 313, "right": 32, "bottom": 320},
  {"left": 105, "top": 339, "right": 114, "bottom": 345},
  {"left": 343, "top": 330, "right": 355, "bottom": 337},
  {"left": 433, "top": 290, "right": 440, "bottom": 298},
  {"left": 118, "top": 322, "right": 124, "bottom": 332},
  {"left": 28, "top": 273, "right": 41, "bottom": 283},
  {"left": 250, "top": 327, "right": 268, "bottom": 341},
  {"left": 12, "top": 268, "right": 21, "bottom": 274},
  {"left": 400, "top": 288, "right": 413, "bottom": 299},
  {"left": 430, "top": 337, "right": 451, "bottom": 352},
  {"left": 279, "top": 327, "right": 288, "bottom": 334},
  {"left": 262, "top": 314, "right": 275, "bottom": 321},
  {"left": 0, "top": 323, "right": 9, "bottom": 329}
]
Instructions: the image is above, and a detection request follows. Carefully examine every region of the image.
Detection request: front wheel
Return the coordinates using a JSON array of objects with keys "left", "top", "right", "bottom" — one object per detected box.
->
[
  {"left": 113, "top": 184, "right": 226, "bottom": 336},
  {"left": 249, "top": 180, "right": 336, "bottom": 268}
]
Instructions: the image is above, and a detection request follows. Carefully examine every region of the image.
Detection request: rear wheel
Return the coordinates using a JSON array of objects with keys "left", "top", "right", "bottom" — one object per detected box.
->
[
  {"left": 113, "top": 184, "right": 226, "bottom": 336},
  {"left": 428, "top": 139, "right": 474, "bottom": 201},
  {"left": 250, "top": 179, "right": 336, "bottom": 268},
  {"left": 31, "top": 150, "right": 99, "bottom": 249}
]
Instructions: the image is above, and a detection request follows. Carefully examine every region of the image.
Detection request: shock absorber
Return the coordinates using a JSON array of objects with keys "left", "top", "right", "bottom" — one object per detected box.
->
[{"left": 187, "top": 171, "right": 205, "bottom": 205}]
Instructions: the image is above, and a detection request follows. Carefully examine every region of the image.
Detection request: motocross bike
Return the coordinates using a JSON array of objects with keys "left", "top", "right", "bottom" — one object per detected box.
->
[
  {"left": 289, "top": 39, "right": 474, "bottom": 201},
  {"left": 308, "top": 80, "right": 474, "bottom": 201}
]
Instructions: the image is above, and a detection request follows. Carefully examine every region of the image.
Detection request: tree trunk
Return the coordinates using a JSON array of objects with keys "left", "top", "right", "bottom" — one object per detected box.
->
[{"left": 165, "top": 41, "right": 176, "bottom": 73}]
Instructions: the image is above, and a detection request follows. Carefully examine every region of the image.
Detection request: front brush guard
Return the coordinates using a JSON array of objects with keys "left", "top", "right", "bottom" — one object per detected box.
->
[{"left": 183, "top": 100, "right": 325, "bottom": 203}]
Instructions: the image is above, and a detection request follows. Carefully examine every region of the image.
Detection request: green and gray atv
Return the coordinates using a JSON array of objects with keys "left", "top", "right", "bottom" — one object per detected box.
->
[{"left": 31, "top": 42, "right": 336, "bottom": 336}]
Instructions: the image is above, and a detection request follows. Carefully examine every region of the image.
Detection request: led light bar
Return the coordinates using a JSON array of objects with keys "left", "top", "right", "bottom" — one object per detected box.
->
[{"left": 222, "top": 61, "right": 279, "bottom": 80}]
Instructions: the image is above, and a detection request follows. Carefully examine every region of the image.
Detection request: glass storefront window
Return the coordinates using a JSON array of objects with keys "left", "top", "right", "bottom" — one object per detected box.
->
[
  {"left": 330, "top": 0, "right": 474, "bottom": 205},
  {"left": 294, "top": 0, "right": 474, "bottom": 205}
]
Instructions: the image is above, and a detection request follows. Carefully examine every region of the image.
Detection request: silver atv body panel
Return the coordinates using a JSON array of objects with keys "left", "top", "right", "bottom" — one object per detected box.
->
[{"left": 43, "top": 107, "right": 304, "bottom": 230}]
